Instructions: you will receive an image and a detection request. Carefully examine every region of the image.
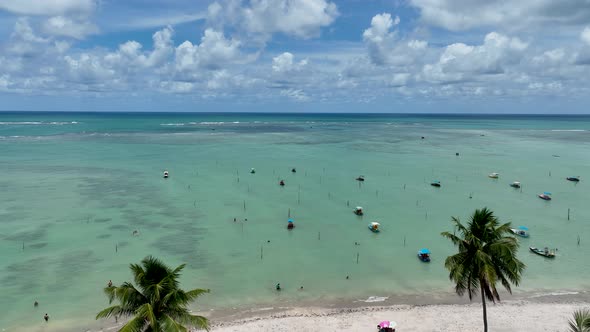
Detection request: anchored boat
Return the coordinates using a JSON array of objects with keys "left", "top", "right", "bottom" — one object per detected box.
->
[
  {"left": 530, "top": 246, "right": 555, "bottom": 258},
  {"left": 368, "top": 222, "right": 380, "bottom": 233},
  {"left": 353, "top": 206, "right": 364, "bottom": 216},
  {"left": 418, "top": 248, "right": 431, "bottom": 262},
  {"left": 566, "top": 176, "right": 580, "bottom": 182},
  {"left": 431, "top": 180, "right": 441, "bottom": 187},
  {"left": 509, "top": 181, "right": 521, "bottom": 188},
  {"left": 510, "top": 226, "right": 529, "bottom": 238},
  {"left": 538, "top": 192, "right": 552, "bottom": 200},
  {"left": 489, "top": 172, "right": 499, "bottom": 179},
  {"left": 163, "top": 170, "right": 169, "bottom": 178}
]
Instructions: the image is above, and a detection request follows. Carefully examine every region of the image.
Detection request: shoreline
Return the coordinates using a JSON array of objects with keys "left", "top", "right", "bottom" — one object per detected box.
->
[{"left": 16, "top": 288, "right": 590, "bottom": 332}]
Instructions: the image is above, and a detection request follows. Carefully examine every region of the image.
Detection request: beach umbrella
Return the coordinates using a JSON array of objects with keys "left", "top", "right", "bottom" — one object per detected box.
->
[
  {"left": 378, "top": 321, "right": 391, "bottom": 328},
  {"left": 518, "top": 226, "right": 529, "bottom": 231},
  {"left": 419, "top": 248, "right": 431, "bottom": 254},
  {"left": 288, "top": 218, "right": 294, "bottom": 223}
]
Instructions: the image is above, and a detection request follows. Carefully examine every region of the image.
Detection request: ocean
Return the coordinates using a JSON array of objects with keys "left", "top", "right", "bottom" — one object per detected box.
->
[{"left": 1, "top": 112, "right": 589, "bottom": 331}]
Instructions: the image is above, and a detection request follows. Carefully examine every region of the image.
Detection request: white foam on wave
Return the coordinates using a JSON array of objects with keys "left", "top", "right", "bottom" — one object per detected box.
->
[
  {"left": 362, "top": 296, "right": 389, "bottom": 303},
  {"left": 528, "top": 291, "right": 579, "bottom": 298},
  {"left": 160, "top": 123, "right": 186, "bottom": 126},
  {"left": 0, "top": 121, "right": 78, "bottom": 125},
  {"left": 550, "top": 129, "right": 586, "bottom": 132}
]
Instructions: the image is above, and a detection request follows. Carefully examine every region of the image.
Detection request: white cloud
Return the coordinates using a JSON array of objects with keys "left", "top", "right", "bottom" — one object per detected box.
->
[
  {"left": 362, "top": 13, "right": 398, "bottom": 65},
  {"left": 42, "top": 16, "right": 98, "bottom": 39},
  {"left": 272, "top": 52, "right": 308, "bottom": 72},
  {"left": 280, "top": 88, "right": 310, "bottom": 101},
  {"left": 410, "top": 0, "right": 590, "bottom": 31},
  {"left": 582, "top": 26, "right": 590, "bottom": 45},
  {"left": 112, "top": 13, "right": 206, "bottom": 30},
  {"left": 209, "top": 0, "right": 338, "bottom": 40},
  {"left": 174, "top": 28, "right": 241, "bottom": 73},
  {"left": 7, "top": 18, "right": 49, "bottom": 56},
  {"left": 422, "top": 32, "right": 528, "bottom": 83},
  {"left": 0, "top": 0, "right": 96, "bottom": 16}
]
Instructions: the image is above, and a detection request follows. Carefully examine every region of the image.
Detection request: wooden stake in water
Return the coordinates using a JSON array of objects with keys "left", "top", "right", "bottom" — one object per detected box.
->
[
  {"left": 243, "top": 200, "right": 246, "bottom": 211},
  {"left": 318, "top": 232, "right": 321, "bottom": 240},
  {"left": 578, "top": 235, "right": 581, "bottom": 246},
  {"left": 549, "top": 171, "right": 551, "bottom": 177},
  {"left": 403, "top": 236, "right": 406, "bottom": 247},
  {"left": 356, "top": 252, "right": 359, "bottom": 264},
  {"left": 115, "top": 244, "right": 118, "bottom": 253},
  {"left": 425, "top": 211, "right": 428, "bottom": 220},
  {"left": 288, "top": 208, "right": 291, "bottom": 218},
  {"left": 404, "top": 184, "right": 406, "bottom": 190},
  {"left": 568, "top": 208, "right": 570, "bottom": 220},
  {"left": 297, "top": 192, "right": 300, "bottom": 204},
  {"left": 22, "top": 242, "right": 25, "bottom": 251},
  {"left": 260, "top": 246, "right": 263, "bottom": 260},
  {"left": 347, "top": 200, "right": 350, "bottom": 207}
]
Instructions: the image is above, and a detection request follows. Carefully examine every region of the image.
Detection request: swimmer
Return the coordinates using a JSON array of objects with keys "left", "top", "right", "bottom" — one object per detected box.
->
[
  {"left": 44, "top": 313, "right": 49, "bottom": 322},
  {"left": 34, "top": 301, "right": 38, "bottom": 307},
  {"left": 276, "top": 283, "right": 281, "bottom": 291},
  {"left": 346, "top": 276, "right": 349, "bottom": 280},
  {"left": 108, "top": 280, "right": 113, "bottom": 287},
  {"left": 132, "top": 230, "right": 139, "bottom": 236}
]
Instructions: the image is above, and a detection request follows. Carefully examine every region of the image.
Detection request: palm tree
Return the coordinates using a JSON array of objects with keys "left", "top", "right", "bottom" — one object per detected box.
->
[
  {"left": 96, "top": 256, "right": 210, "bottom": 331},
  {"left": 568, "top": 309, "right": 590, "bottom": 332},
  {"left": 441, "top": 207, "right": 525, "bottom": 332}
]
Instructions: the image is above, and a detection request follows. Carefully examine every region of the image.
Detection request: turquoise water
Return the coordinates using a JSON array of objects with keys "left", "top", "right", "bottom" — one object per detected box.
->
[{"left": 1, "top": 113, "right": 589, "bottom": 331}]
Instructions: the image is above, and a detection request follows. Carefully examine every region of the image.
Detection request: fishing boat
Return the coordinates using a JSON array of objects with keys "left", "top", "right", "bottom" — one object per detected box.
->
[
  {"left": 510, "top": 226, "right": 529, "bottom": 238},
  {"left": 489, "top": 172, "right": 499, "bottom": 179},
  {"left": 287, "top": 218, "right": 294, "bottom": 230},
  {"left": 566, "top": 176, "right": 580, "bottom": 182},
  {"left": 430, "top": 180, "right": 441, "bottom": 187},
  {"left": 163, "top": 170, "right": 169, "bottom": 178},
  {"left": 538, "top": 192, "right": 552, "bottom": 200},
  {"left": 509, "top": 181, "right": 521, "bottom": 188},
  {"left": 356, "top": 175, "right": 365, "bottom": 182},
  {"left": 417, "top": 248, "right": 431, "bottom": 262},
  {"left": 529, "top": 246, "right": 555, "bottom": 258},
  {"left": 353, "top": 206, "right": 364, "bottom": 216},
  {"left": 368, "top": 222, "right": 380, "bottom": 233}
]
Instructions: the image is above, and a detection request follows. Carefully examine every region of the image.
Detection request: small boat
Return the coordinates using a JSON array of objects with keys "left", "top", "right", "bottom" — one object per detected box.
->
[
  {"left": 279, "top": 180, "right": 285, "bottom": 186},
  {"left": 529, "top": 246, "right": 555, "bottom": 258},
  {"left": 418, "top": 248, "right": 431, "bottom": 262},
  {"left": 509, "top": 181, "right": 521, "bottom": 188},
  {"left": 163, "top": 171, "right": 169, "bottom": 178},
  {"left": 489, "top": 172, "right": 499, "bottom": 179},
  {"left": 356, "top": 175, "right": 365, "bottom": 182},
  {"left": 566, "top": 176, "right": 580, "bottom": 182},
  {"left": 291, "top": 168, "right": 296, "bottom": 173},
  {"left": 431, "top": 180, "right": 441, "bottom": 187},
  {"left": 287, "top": 218, "right": 294, "bottom": 230},
  {"left": 368, "top": 222, "right": 380, "bottom": 233},
  {"left": 510, "top": 226, "right": 529, "bottom": 238},
  {"left": 250, "top": 168, "right": 256, "bottom": 174},
  {"left": 538, "top": 192, "right": 551, "bottom": 200},
  {"left": 353, "top": 206, "right": 364, "bottom": 216}
]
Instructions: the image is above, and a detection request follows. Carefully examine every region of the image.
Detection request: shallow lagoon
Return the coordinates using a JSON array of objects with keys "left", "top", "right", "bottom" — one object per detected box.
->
[{"left": 1, "top": 113, "right": 589, "bottom": 331}]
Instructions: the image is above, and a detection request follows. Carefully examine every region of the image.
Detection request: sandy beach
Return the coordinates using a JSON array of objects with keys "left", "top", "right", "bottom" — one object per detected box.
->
[{"left": 211, "top": 300, "right": 588, "bottom": 332}]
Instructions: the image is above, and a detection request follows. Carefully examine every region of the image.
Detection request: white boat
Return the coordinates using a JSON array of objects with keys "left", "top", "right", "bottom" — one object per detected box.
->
[
  {"left": 163, "top": 170, "right": 169, "bottom": 178},
  {"left": 353, "top": 206, "right": 363, "bottom": 216},
  {"left": 489, "top": 172, "right": 499, "bottom": 179},
  {"left": 509, "top": 181, "right": 521, "bottom": 188},
  {"left": 368, "top": 222, "right": 380, "bottom": 233},
  {"left": 510, "top": 226, "right": 529, "bottom": 238}
]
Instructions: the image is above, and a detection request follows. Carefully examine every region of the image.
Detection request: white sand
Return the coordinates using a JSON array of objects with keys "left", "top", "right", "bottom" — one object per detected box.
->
[{"left": 212, "top": 301, "right": 588, "bottom": 332}]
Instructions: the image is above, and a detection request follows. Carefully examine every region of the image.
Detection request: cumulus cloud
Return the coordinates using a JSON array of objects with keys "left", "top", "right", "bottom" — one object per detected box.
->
[
  {"left": 42, "top": 16, "right": 98, "bottom": 39},
  {"left": 410, "top": 0, "right": 590, "bottom": 31},
  {"left": 174, "top": 28, "right": 241, "bottom": 73},
  {"left": 272, "top": 52, "right": 308, "bottom": 72},
  {"left": 422, "top": 32, "right": 528, "bottom": 83},
  {"left": 208, "top": 0, "right": 338, "bottom": 40},
  {"left": 363, "top": 13, "right": 428, "bottom": 67},
  {"left": 582, "top": 26, "right": 590, "bottom": 45},
  {"left": 0, "top": 0, "right": 96, "bottom": 16}
]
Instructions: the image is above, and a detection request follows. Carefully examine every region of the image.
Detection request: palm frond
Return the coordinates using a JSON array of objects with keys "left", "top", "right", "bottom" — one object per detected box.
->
[{"left": 118, "top": 315, "right": 147, "bottom": 332}]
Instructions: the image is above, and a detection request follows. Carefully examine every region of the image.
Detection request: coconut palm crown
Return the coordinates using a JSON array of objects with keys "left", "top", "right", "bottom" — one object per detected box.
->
[
  {"left": 441, "top": 207, "right": 525, "bottom": 332},
  {"left": 96, "top": 256, "right": 210, "bottom": 332}
]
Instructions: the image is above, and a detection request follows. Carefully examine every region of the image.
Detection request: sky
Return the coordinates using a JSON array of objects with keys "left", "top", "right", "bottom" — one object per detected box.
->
[{"left": 1, "top": 0, "right": 590, "bottom": 113}]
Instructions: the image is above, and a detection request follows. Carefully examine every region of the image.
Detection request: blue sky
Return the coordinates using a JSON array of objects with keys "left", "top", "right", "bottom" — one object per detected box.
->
[{"left": 1, "top": 0, "right": 590, "bottom": 113}]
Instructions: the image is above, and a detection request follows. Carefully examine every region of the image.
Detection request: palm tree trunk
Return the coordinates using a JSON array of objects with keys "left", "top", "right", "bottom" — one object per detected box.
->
[{"left": 480, "top": 286, "right": 488, "bottom": 332}]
